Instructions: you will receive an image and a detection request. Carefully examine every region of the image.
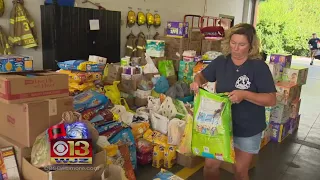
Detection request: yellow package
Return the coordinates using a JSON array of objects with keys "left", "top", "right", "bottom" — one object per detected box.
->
[
  {"left": 69, "top": 82, "right": 95, "bottom": 91},
  {"left": 143, "top": 129, "right": 154, "bottom": 143},
  {"left": 143, "top": 129, "right": 168, "bottom": 147},
  {"left": 131, "top": 122, "right": 150, "bottom": 139},
  {"left": 164, "top": 146, "right": 177, "bottom": 169},
  {"left": 152, "top": 145, "right": 164, "bottom": 168},
  {"left": 58, "top": 70, "right": 102, "bottom": 83},
  {"left": 105, "top": 144, "right": 119, "bottom": 165}
]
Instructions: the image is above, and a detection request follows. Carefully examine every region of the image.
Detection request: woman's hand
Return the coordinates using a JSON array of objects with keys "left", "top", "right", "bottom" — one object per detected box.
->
[
  {"left": 228, "top": 90, "right": 247, "bottom": 104},
  {"left": 190, "top": 82, "right": 201, "bottom": 94}
]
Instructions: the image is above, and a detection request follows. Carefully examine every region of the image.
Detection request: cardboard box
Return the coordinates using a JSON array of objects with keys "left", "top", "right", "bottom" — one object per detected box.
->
[
  {"left": 201, "top": 39, "right": 222, "bottom": 54},
  {"left": 220, "top": 155, "right": 257, "bottom": 173},
  {"left": 22, "top": 150, "right": 106, "bottom": 180},
  {"left": 270, "top": 119, "right": 291, "bottom": 143},
  {"left": 282, "top": 66, "right": 308, "bottom": 85},
  {"left": 0, "top": 96, "right": 74, "bottom": 147},
  {"left": 269, "top": 54, "right": 292, "bottom": 72},
  {"left": 0, "top": 72, "right": 69, "bottom": 104},
  {"left": 0, "top": 56, "right": 33, "bottom": 73},
  {"left": 289, "top": 114, "right": 301, "bottom": 134},
  {"left": 166, "top": 22, "right": 189, "bottom": 38},
  {"left": 188, "top": 41, "right": 202, "bottom": 55},
  {"left": 176, "top": 153, "right": 204, "bottom": 168},
  {"left": 270, "top": 104, "right": 291, "bottom": 124},
  {"left": 0, "top": 135, "right": 31, "bottom": 172},
  {"left": 268, "top": 63, "right": 282, "bottom": 82},
  {"left": 275, "top": 82, "right": 300, "bottom": 105},
  {"left": 189, "top": 31, "right": 203, "bottom": 42}
]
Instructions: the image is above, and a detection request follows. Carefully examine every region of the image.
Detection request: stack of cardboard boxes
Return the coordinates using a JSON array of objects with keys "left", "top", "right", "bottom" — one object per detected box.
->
[
  {"left": 266, "top": 54, "right": 308, "bottom": 143},
  {"left": 160, "top": 21, "right": 203, "bottom": 71},
  {"left": 0, "top": 71, "right": 72, "bottom": 179}
]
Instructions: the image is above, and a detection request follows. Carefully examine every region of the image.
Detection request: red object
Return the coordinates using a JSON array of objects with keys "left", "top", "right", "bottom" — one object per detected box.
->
[
  {"left": 50, "top": 139, "right": 93, "bottom": 165},
  {"left": 137, "top": 151, "right": 153, "bottom": 165},
  {"left": 201, "top": 26, "right": 225, "bottom": 38},
  {"left": 200, "top": 16, "right": 225, "bottom": 39},
  {"left": 48, "top": 123, "right": 67, "bottom": 140}
]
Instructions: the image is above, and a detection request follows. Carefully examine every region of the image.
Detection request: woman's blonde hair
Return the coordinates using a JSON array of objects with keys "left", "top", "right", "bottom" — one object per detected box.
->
[{"left": 221, "top": 23, "right": 262, "bottom": 60}]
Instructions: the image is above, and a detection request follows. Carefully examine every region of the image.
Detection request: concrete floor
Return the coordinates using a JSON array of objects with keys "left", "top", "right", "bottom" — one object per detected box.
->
[{"left": 136, "top": 58, "right": 320, "bottom": 180}]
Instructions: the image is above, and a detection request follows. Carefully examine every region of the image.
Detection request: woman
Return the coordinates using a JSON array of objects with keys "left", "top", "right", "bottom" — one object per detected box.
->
[{"left": 191, "top": 23, "right": 276, "bottom": 180}]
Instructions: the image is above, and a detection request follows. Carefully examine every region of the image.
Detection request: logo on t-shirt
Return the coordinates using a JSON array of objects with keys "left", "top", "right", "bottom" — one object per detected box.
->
[{"left": 235, "top": 75, "right": 251, "bottom": 90}]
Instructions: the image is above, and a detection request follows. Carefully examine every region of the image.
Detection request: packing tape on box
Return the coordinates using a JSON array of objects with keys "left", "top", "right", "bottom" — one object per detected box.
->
[{"left": 48, "top": 99, "right": 58, "bottom": 116}]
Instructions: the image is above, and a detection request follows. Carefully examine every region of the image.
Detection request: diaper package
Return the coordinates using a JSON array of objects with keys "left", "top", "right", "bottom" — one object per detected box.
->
[
  {"left": 192, "top": 89, "right": 235, "bottom": 164},
  {"left": 168, "top": 119, "right": 186, "bottom": 145},
  {"left": 109, "top": 128, "right": 137, "bottom": 169},
  {"left": 178, "top": 61, "right": 196, "bottom": 84},
  {"left": 58, "top": 60, "right": 105, "bottom": 72}
]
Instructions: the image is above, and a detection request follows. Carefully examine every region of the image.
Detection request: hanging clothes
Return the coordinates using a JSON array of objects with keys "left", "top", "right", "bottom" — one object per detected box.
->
[
  {"left": 125, "top": 33, "right": 137, "bottom": 57},
  {"left": 9, "top": 0, "right": 38, "bottom": 49},
  {"left": 0, "top": 0, "right": 4, "bottom": 17},
  {"left": 0, "top": 26, "right": 13, "bottom": 55},
  {"left": 135, "top": 32, "right": 146, "bottom": 58}
]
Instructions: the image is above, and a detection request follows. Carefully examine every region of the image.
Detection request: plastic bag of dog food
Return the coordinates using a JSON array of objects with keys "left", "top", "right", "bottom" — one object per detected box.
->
[
  {"left": 57, "top": 60, "right": 105, "bottom": 72},
  {"left": 73, "top": 90, "right": 108, "bottom": 112},
  {"left": 192, "top": 89, "right": 235, "bottom": 164}
]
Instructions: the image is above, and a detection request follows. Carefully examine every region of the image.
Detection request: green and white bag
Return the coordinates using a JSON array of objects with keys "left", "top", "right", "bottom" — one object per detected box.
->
[{"left": 192, "top": 89, "right": 235, "bottom": 164}]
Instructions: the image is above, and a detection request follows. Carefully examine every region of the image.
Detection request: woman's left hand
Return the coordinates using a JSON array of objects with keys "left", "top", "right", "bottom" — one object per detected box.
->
[{"left": 228, "top": 90, "right": 247, "bottom": 104}]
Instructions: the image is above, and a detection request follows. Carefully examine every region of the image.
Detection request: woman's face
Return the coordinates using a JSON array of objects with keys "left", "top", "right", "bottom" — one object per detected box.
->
[{"left": 230, "top": 34, "right": 251, "bottom": 59}]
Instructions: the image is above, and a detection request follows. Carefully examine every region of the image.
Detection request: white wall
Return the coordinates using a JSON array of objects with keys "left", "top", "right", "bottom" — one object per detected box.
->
[
  {"left": 0, "top": 0, "right": 249, "bottom": 70},
  {"left": 75, "top": 0, "right": 206, "bottom": 58},
  {"left": 204, "top": 0, "right": 245, "bottom": 24}
]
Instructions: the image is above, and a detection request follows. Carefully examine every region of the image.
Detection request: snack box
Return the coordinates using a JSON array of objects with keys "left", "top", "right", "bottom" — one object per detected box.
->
[
  {"left": 268, "top": 63, "right": 282, "bottom": 82},
  {"left": 0, "top": 56, "right": 33, "bottom": 73},
  {"left": 270, "top": 104, "right": 291, "bottom": 124},
  {"left": 0, "top": 147, "right": 20, "bottom": 180},
  {"left": 275, "top": 82, "right": 300, "bottom": 105},
  {"left": 269, "top": 54, "right": 292, "bottom": 72},
  {"left": 166, "top": 21, "right": 189, "bottom": 38},
  {"left": 282, "top": 66, "right": 308, "bottom": 85},
  {"left": 270, "top": 119, "right": 291, "bottom": 143}
]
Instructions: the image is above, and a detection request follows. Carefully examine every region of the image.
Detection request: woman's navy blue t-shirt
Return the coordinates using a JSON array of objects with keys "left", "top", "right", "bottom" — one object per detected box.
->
[{"left": 201, "top": 55, "right": 277, "bottom": 137}]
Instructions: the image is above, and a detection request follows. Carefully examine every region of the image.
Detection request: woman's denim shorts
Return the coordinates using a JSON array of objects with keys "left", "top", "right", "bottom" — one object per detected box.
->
[{"left": 233, "top": 132, "right": 262, "bottom": 154}]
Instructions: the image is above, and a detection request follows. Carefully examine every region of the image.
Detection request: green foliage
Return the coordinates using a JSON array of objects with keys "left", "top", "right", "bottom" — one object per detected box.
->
[{"left": 256, "top": 0, "right": 320, "bottom": 56}]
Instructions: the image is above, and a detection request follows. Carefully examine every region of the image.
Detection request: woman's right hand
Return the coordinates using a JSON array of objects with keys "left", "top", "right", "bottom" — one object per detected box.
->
[{"left": 190, "top": 82, "right": 200, "bottom": 94}]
